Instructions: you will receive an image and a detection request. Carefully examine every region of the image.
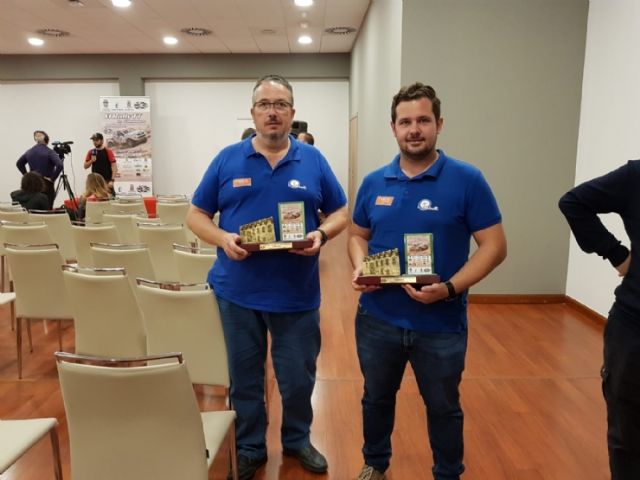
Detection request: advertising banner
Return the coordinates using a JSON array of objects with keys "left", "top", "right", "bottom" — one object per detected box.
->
[{"left": 99, "top": 96, "right": 152, "bottom": 195}]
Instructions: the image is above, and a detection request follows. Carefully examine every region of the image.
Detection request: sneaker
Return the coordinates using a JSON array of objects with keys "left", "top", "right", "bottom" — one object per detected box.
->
[
  {"left": 228, "top": 454, "right": 267, "bottom": 480},
  {"left": 282, "top": 443, "right": 328, "bottom": 473},
  {"left": 355, "top": 464, "right": 387, "bottom": 480}
]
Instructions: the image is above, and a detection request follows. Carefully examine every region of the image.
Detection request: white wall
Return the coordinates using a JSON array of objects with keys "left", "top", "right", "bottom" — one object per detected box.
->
[
  {"left": 145, "top": 79, "right": 349, "bottom": 196},
  {"left": 0, "top": 81, "right": 119, "bottom": 203},
  {"left": 350, "top": 0, "right": 403, "bottom": 185},
  {"left": 567, "top": 0, "right": 640, "bottom": 314}
]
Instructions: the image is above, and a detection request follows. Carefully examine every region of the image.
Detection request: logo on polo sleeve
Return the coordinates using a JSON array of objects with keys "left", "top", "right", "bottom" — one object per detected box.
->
[
  {"left": 375, "top": 196, "right": 394, "bottom": 206},
  {"left": 418, "top": 198, "right": 439, "bottom": 211},
  {"left": 233, "top": 178, "right": 252, "bottom": 188}
]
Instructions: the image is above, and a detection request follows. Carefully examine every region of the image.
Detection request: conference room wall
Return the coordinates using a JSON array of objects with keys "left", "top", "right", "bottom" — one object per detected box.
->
[
  {"left": 145, "top": 79, "right": 349, "bottom": 197},
  {"left": 1, "top": 80, "right": 119, "bottom": 205}
]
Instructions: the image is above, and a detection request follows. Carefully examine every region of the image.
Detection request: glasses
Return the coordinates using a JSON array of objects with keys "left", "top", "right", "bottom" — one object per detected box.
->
[{"left": 253, "top": 101, "right": 292, "bottom": 113}]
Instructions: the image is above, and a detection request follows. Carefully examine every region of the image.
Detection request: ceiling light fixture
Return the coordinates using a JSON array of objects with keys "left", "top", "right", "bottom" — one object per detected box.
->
[
  {"left": 36, "top": 29, "right": 70, "bottom": 37},
  {"left": 163, "top": 36, "right": 178, "bottom": 45},
  {"left": 297, "top": 35, "right": 312, "bottom": 45},
  {"left": 324, "top": 26, "right": 357, "bottom": 35},
  {"left": 299, "top": 21, "right": 309, "bottom": 29},
  {"left": 180, "top": 27, "right": 213, "bottom": 36},
  {"left": 294, "top": 0, "right": 313, "bottom": 7},
  {"left": 111, "top": 0, "right": 132, "bottom": 8},
  {"left": 67, "top": 0, "right": 85, "bottom": 6},
  {"left": 28, "top": 37, "right": 45, "bottom": 46}
]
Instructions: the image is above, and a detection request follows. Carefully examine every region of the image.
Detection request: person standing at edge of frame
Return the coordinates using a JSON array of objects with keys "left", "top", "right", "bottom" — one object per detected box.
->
[
  {"left": 348, "top": 82, "right": 507, "bottom": 480},
  {"left": 559, "top": 161, "right": 640, "bottom": 480},
  {"left": 186, "top": 74, "right": 349, "bottom": 480}
]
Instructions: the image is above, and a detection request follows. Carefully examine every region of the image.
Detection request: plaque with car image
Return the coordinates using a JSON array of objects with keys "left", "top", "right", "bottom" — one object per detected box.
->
[
  {"left": 355, "top": 236, "right": 440, "bottom": 286},
  {"left": 239, "top": 206, "right": 313, "bottom": 252}
]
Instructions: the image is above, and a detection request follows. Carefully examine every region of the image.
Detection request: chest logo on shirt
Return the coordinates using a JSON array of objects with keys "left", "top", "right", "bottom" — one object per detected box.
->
[
  {"left": 288, "top": 179, "right": 307, "bottom": 190},
  {"left": 233, "top": 178, "right": 252, "bottom": 188},
  {"left": 375, "top": 196, "right": 394, "bottom": 206},
  {"left": 418, "top": 198, "right": 439, "bottom": 211}
]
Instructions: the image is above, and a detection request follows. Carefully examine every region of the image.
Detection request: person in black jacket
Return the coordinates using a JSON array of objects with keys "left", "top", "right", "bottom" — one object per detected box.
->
[
  {"left": 10, "top": 172, "right": 50, "bottom": 211},
  {"left": 559, "top": 160, "right": 640, "bottom": 480}
]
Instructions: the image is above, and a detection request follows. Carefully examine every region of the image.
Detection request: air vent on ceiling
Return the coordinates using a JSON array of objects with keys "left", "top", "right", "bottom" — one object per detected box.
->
[
  {"left": 68, "top": 0, "right": 84, "bottom": 6},
  {"left": 36, "top": 29, "right": 70, "bottom": 37},
  {"left": 324, "top": 26, "right": 357, "bottom": 35},
  {"left": 180, "top": 27, "right": 213, "bottom": 37}
]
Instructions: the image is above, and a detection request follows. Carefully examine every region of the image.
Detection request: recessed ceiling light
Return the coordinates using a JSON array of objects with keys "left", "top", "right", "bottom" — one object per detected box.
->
[
  {"left": 297, "top": 35, "right": 312, "bottom": 45},
  {"left": 36, "top": 28, "right": 70, "bottom": 37},
  {"left": 28, "top": 37, "right": 44, "bottom": 46},
  {"left": 112, "top": 0, "right": 131, "bottom": 8},
  {"left": 324, "top": 26, "right": 357, "bottom": 35},
  {"left": 294, "top": 0, "right": 313, "bottom": 6},
  {"left": 180, "top": 27, "right": 213, "bottom": 37},
  {"left": 163, "top": 36, "right": 178, "bottom": 45},
  {"left": 261, "top": 29, "right": 277, "bottom": 35},
  {"left": 68, "top": 0, "right": 85, "bottom": 6}
]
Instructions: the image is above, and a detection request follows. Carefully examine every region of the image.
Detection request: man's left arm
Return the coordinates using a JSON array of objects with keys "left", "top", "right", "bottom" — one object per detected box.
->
[
  {"left": 49, "top": 150, "right": 64, "bottom": 181},
  {"left": 109, "top": 149, "right": 118, "bottom": 185},
  {"left": 292, "top": 205, "right": 349, "bottom": 256},
  {"left": 403, "top": 223, "right": 507, "bottom": 304},
  {"left": 16, "top": 153, "right": 28, "bottom": 174}
]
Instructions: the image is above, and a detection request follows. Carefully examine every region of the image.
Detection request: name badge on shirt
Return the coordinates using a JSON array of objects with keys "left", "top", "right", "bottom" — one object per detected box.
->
[
  {"left": 375, "top": 196, "right": 394, "bottom": 206},
  {"left": 233, "top": 178, "right": 252, "bottom": 188}
]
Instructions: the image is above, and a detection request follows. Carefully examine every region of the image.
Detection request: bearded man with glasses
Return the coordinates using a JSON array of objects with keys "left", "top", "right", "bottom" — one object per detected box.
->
[{"left": 187, "top": 74, "right": 348, "bottom": 480}]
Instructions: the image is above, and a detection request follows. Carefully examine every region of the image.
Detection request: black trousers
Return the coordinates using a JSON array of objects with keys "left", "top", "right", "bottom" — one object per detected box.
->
[
  {"left": 603, "top": 303, "right": 640, "bottom": 480},
  {"left": 44, "top": 178, "right": 56, "bottom": 209}
]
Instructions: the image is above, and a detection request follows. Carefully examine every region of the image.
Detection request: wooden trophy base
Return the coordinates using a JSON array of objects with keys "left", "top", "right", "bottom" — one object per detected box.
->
[
  {"left": 356, "top": 274, "right": 441, "bottom": 286},
  {"left": 241, "top": 239, "right": 314, "bottom": 252}
]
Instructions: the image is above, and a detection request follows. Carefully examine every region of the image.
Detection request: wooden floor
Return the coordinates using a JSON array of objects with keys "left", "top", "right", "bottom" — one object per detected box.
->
[{"left": 0, "top": 232, "right": 609, "bottom": 480}]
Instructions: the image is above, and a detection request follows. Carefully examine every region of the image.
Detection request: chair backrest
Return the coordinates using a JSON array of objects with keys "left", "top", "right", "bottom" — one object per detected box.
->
[
  {"left": 106, "top": 200, "right": 146, "bottom": 216},
  {"left": 56, "top": 352, "right": 209, "bottom": 480},
  {"left": 90, "top": 242, "right": 156, "bottom": 288},
  {"left": 102, "top": 213, "right": 140, "bottom": 243},
  {"left": 0, "top": 208, "right": 29, "bottom": 223},
  {"left": 1, "top": 222, "right": 54, "bottom": 250},
  {"left": 62, "top": 266, "right": 146, "bottom": 357},
  {"left": 84, "top": 199, "right": 110, "bottom": 224},
  {"left": 4, "top": 244, "right": 72, "bottom": 320},
  {"left": 28, "top": 210, "right": 76, "bottom": 262},
  {"left": 156, "top": 201, "right": 190, "bottom": 226},
  {"left": 137, "top": 223, "right": 188, "bottom": 281},
  {"left": 71, "top": 223, "right": 120, "bottom": 267},
  {"left": 0, "top": 417, "right": 61, "bottom": 476},
  {"left": 135, "top": 280, "right": 228, "bottom": 387},
  {"left": 172, "top": 244, "right": 217, "bottom": 284}
]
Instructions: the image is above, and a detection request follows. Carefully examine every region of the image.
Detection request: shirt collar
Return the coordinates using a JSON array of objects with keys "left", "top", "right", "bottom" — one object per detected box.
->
[
  {"left": 384, "top": 149, "right": 447, "bottom": 180},
  {"left": 243, "top": 134, "right": 301, "bottom": 163}
]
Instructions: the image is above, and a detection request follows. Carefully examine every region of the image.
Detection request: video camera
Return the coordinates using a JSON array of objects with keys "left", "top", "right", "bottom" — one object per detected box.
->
[{"left": 52, "top": 140, "right": 73, "bottom": 157}]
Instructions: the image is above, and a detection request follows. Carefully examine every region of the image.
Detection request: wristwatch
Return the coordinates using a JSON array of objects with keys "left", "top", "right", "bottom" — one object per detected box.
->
[
  {"left": 315, "top": 228, "right": 328, "bottom": 246},
  {"left": 444, "top": 281, "right": 457, "bottom": 300}
]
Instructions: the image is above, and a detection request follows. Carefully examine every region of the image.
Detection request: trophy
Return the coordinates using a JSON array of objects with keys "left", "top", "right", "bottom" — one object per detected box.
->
[
  {"left": 356, "top": 234, "right": 440, "bottom": 286},
  {"left": 239, "top": 202, "right": 313, "bottom": 252}
]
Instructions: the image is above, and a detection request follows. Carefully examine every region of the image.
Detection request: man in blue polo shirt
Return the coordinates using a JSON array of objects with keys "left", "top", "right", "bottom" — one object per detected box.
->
[
  {"left": 348, "top": 83, "right": 507, "bottom": 480},
  {"left": 187, "top": 74, "right": 348, "bottom": 480}
]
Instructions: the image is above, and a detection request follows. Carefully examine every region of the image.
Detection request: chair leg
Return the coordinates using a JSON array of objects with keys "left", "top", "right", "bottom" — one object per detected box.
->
[
  {"left": 43, "top": 318, "right": 49, "bottom": 335},
  {"left": 10, "top": 293, "right": 15, "bottom": 331},
  {"left": 0, "top": 255, "right": 5, "bottom": 293},
  {"left": 58, "top": 319, "right": 63, "bottom": 351},
  {"left": 229, "top": 421, "right": 238, "bottom": 480},
  {"left": 27, "top": 319, "right": 33, "bottom": 353},
  {"left": 17, "top": 316, "right": 23, "bottom": 379},
  {"left": 49, "top": 427, "right": 63, "bottom": 480}
]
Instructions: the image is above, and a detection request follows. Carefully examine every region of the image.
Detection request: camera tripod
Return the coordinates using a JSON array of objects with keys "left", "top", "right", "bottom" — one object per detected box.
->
[{"left": 55, "top": 170, "right": 78, "bottom": 212}]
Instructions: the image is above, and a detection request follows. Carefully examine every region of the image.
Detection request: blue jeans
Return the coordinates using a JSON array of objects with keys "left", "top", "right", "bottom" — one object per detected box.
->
[
  {"left": 603, "top": 303, "right": 640, "bottom": 480},
  {"left": 356, "top": 306, "right": 467, "bottom": 479},
  {"left": 216, "top": 297, "right": 321, "bottom": 460}
]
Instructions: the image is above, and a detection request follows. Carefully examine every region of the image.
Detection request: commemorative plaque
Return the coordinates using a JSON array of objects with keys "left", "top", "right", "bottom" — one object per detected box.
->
[
  {"left": 356, "top": 233, "right": 441, "bottom": 286},
  {"left": 239, "top": 203, "right": 313, "bottom": 252}
]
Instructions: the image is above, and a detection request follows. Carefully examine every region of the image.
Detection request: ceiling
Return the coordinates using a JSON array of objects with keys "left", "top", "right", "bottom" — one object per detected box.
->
[{"left": 0, "top": 0, "right": 371, "bottom": 54}]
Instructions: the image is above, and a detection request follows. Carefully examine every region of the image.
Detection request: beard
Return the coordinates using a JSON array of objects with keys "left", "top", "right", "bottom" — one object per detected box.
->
[{"left": 399, "top": 139, "right": 437, "bottom": 162}]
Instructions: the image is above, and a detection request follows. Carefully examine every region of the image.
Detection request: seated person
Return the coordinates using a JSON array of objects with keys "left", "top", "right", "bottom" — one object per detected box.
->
[
  {"left": 77, "top": 172, "right": 112, "bottom": 221},
  {"left": 11, "top": 172, "right": 49, "bottom": 211}
]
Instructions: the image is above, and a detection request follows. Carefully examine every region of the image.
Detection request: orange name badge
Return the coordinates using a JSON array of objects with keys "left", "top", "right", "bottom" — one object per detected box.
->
[
  {"left": 375, "top": 196, "right": 394, "bottom": 206},
  {"left": 233, "top": 178, "right": 252, "bottom": 188}
]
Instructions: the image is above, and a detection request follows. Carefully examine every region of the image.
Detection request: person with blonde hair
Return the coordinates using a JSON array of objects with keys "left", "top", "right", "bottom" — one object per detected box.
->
[{"left": 77, "top": 173, "right": 111, "bottom": 220}]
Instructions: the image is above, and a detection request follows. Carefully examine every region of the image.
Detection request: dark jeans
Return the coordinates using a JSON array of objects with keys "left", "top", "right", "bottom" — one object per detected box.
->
[
  {"left": 216, "top": 297, "right": 321, "bottom": 460},
  {"left": 603, "top": 303, "right": 640, "bottom": 480},
  {"left": 44, "top": 178, "right": 56, "bottom": 209},
  {"left": 356, "top": 307, "right": 467, "bottom": 480}
]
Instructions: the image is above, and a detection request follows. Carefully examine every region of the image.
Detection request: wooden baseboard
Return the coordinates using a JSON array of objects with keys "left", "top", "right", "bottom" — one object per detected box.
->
[
  {"left": 563, "top": 295, "right": 606, "bottom": 324},
  {"left": 469, "top": 294, "right": 566, "bottom": 304}
]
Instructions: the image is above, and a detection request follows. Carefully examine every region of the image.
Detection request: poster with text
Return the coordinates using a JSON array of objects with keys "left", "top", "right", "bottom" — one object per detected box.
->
[{"left": 99, "top": 96, "right": 152, "bottom": 196}]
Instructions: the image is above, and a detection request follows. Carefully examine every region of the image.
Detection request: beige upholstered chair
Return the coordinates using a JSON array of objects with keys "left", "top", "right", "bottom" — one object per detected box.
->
[
  {"left": 84, "top": 199, "right": 110, "bottom": 224},
  {"left": 0, "top": 417, "right": 63, "bottom": 479},
  {"left": 102, "top": 213, "right": 141, "bottom": 244},
  {"left": 136, "top": 223, "right": 188, "bottom": 281},
  {"left": 156, "top": 200, "right": 189, "bottom": 225},
  {"left": 29, "top": 210, "right": 77, "bottom": 263},
  {"left": 0, "top": 207, "right": 29, "bottom": 223},
  {"left": 56, "top": 352, "right": 238, "bottom": 480},
  {"left": 0, "top": 292, "right": 16, "bottom": 334},
  {"left": 90, "top": 242, "right": 156, "bottom": 290},
  {"left": 106, "top": 198, "right": 146, "bottom": 216},
  {"left": 1, "top": 221, "right": 55, "bottom": 246},
  {"left": 71, "top": 222, "right": 120, "bottom": 267},
  {"left": 172, "top": 244, "right": 217, "bottom": 284},
  {"left": 4, "top": 244, "right": 71, "bottom": 378},
  {"left": 62, "top": 265, "right": 146, "bottom": 358}
]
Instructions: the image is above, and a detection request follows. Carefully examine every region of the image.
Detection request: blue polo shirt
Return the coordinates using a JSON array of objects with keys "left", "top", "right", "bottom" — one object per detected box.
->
[
  {"left": 353, "top": 150, "right": 501, "bottom": 333},
  {"left": 192, "top": 136, "right": 347, "bottom": 312}
]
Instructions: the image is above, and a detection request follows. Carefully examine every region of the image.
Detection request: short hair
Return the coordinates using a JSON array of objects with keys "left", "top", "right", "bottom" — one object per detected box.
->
[
  {"left": 33, "top": 130, "right": 49, "bottom": 144},
  {"left": 391, "top": 83, "right": 441, "bottom": 123},
  {"left": 252, "top": 74, "right": 294, "bottom": 105},
  {"left": 241, "top": 127, "right": 256, "bottom": 140},
  {"left": 21, "top": 171, "right": 45, "bottom": 193},
  {"left": 298, "top": 132, "right": 315, "bottom": 145}
]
